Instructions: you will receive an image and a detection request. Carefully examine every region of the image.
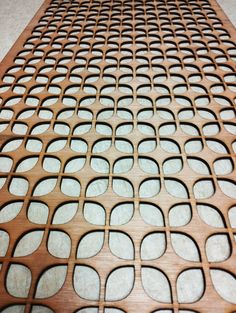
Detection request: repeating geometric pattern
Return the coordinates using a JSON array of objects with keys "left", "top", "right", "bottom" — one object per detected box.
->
[{"left": 0, "top": 0, "right": 236, "bottom": 312}]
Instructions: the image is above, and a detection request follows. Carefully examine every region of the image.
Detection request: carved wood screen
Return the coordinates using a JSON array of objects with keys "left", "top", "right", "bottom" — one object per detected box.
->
[{"left": 0, "top": 0, "right": 236, "bottom": 312}]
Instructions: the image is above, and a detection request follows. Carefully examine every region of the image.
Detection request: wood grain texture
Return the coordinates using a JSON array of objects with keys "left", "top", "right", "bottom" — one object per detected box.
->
[{"left": 0, "top": 0, "right": 236, "bottom": 312}]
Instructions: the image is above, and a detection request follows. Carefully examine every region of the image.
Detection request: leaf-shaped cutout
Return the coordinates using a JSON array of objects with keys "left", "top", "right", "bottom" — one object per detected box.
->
[
  {"left": 38, "top": 109, "right": 53, "bottom": 119},
  {"left": 160, "top": 139, "right": 180, "bottom": 153},
  {"left": 35, "top": 265, "right": 67, "bottom": 298},
  {"left": 139, "top": 179, "right": 160, "bottom": 198},
  {"left": 109, "top": 231, "right": 134, "bottom": 260},
  {"left": 33, "top": 178, "right": 57, "bottom": 196},
  {"left": 25, "top": 138, "right": 43, "bottom": 152},
  {"left": 47, "top": 139, "right": 67, "bottom": 152},
  {"left": 163, "top": 158, "right": 182, "bottom": 174},
  {"left": 52, "top": 202, "right": 78, "bottom": 224},
  {"left": 43, "top": 157, "right": 61, "bottom": 173},
  {"left": 116, "top": 123, "right": 133, "bottom": 135},
  {"left": 140, "top": 203, "right": 164, "bottom": 226},
  {"left": 61, "top": 177, "right": 81, "bottom": 197},
  {"left": 233, "top": 141, "right": 236, "bottom": 153},
  {"left": 96, "top": 123, "right": 112, "bottom": 135},
  {"left": 177, "top": 269, "right": 204, "bottom": 303},
  {"left": 25, "top": 95, "right": 40, "bottom": 106},
  {"left": 12, "top": 122, "right": 28, "bottom": 135},
  {"left": 138, "top": 109, "right": 153, "bottom": 120},
  {"left": 165, "top": 179, "right": 188, "bottom": 199},
  {"left": 0, "top": 156, "right": 13, "bottom": 172},
  {"left": 138, "top": 139, "right": 157, "bottom": 153},
  {"left": 9, "top": 177, "right": 29, "bottom": 196},
  {"left": 18, "top": 109, "right": 35, "bottom": 120},
  {"left": 206, "top": 234, "right": 231, "bottom": 262},
  {"left": 193, "top": 180, "right": 215, "bottom": 199},
  {"left": 139, "top": 157, "right": 159, "bottom": 174},
  {"left": 0, "top": 177, "right": 6, "bottom": 190},
  {"left": 206, "top": 139, "right": 228, "bottom": 154},
  {"left": 198, "top": 108, "right": 216, "bottom": 120},
  {"left": 202, "top": 123, "right": 220, "bottom": 136},
  {"left": 74, "top": 123, "right": 91, "bottom": 135},
  {"left": 185, "top": 139, "right": 203, "bottom": 154},
  {"left": 158, "top": 108, "right": 174, "bottom": 120},
  {"left": 48, "top": 231, "right": 71, "bottom": 258},
  {"left": 117, "top": 95, "right": 133, "bottom": 107},
  {"left": 0, "top": 109, "right": 12, "bottom": 120},
  {"left": 178, "top": 109, "right": 194, "bottom": 120},
  {"left": 2, "top": 139, "right": 23, "bottom": 152},
  {"left": 213, "top": 158, "right": 233, "bottom": 175},
  {"left": 0, "top": 230, "right": 9, "bottom": 256},
  {"left": 104, "top": 309, "right": 125, "bottom": 313},
  {"left": 5, "top": 96, "right": 22, "bottom": 106},
  {"left": 113, "top": 178, "right": 133, "bottom": 197},
  {"left": 0, "top": 122, "right": 9, "bottom": 133},
  {"left": 83, "top": 202, "right": 105, "bottom": 225},
  {"left": 218, "top": 179, "right": 236, "bottom": 199},
  {"left": 210, "top": 269, "right": 236, "bottom": 304},
  {"left": 97, "top": 108, "right": 114, "bottom": 120},
  {"left": 196, "top": 204, "right": 224, "bottom": 227},
  {"left": 169, "top": 204, "right": 191, "bottom": 227},
  {"left": 90, "top": 157, "right": 109, "bottom": 173},
  {"left": 138, "top": 123, "right": 155, "bottom": 135},
  {"left": 187, "top": 158, "right": 210, "bottom": 175},
  {"left": 228, "top": 206, "right": 236, "bottom": 227},
  {"left": 115, "top": 139, "right": 133, "bottom": 153},
  {"left": 31, "top": 123, "right": 50, "bottom": 135},
  {"left": 65, "top": 84, "right": 81, "bottom": 94},
  {"left": 62, "top": 95, "right": 77, "bottom": 107},
  {"left": 14, "top": 231, "right": 44, "bottom": 257},
  {"left": 16, "top": 157, "right": 38, "bottom": 172},
  {"left": 93, "top": 139, "right": 112, "bottom": 153},
  {"left": 106, "top": 267, "right": 134, "bottom": 301},
  {"left": 77, "top": 231, "right": 104, "bottom": 258},
  {"left": 74, "top": 265, "right": 100, "bottom": 300},
  {"left": 110, "top": 203, "right": 134, "bottom": 225},
  {"left": 171, "top": 233, "right": 200, "bottom": 261},
  {"left": 83, "top": 85, "right": 97, "bottom": 94},
  {"left": 0, "top": 109, "right": 14, "bottom": 120},
  {"left": 86, "top": 178, "right": 108, "bottom": 197},
  {"left": 31, "top": 305, "right": 54, "bottom": 313},
  {"left": 27, "top": 201, "right": 48, "bottom": 224},
  {"left": 54, "top": 123, "right": 70, "bottom": 135},
  {"left": 180, "top": 123, "right": 199, "bottom": 136},
  {"left": 7, "top": 264, "right": 31, "bottom": 298},
  {"left": 113, "top": 157, "right": 133, "bottom": 174},
  {"left": 76, "top": 308, "right": 98, "bottom": 313},
  {"left": 141, "top": 267, "right": 171, "bottom": 303},
  {"left": 70, "top": 139, "right": 88, "bottom": 153},
  {"left": 224, "top": 122, "right": 236, "bottom": 135},
  {"left": 64, "top": 157, "right": 86, "bottom": 173},
  {"left": 0, "top": 201, "right": 23, "bottom": 223},
  {"left": 141, "top": 233, "right": 166, "bottom": 260},
  {"left": 77, "top": 109, "right": 93, "bottom": 120},
  {"left": 1, "top": 305, "right": 25, "bottom": 313},
  {"left": 159, "top": 123, "right": 176, "bottom": 135}
]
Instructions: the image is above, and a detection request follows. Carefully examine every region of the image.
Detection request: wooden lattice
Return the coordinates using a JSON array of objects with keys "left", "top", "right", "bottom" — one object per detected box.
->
[{"left": 0, "top": 0, "right": 236, "bottom": 312}]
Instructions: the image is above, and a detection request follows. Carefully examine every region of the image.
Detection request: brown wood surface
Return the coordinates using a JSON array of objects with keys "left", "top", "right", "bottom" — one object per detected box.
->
[{"left": 0, "top": 0, "right": 236, "bottom": 312}]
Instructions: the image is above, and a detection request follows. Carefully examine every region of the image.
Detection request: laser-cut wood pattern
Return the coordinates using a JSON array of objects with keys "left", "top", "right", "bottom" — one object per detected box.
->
[{"left": 0, "top": 0, "right": 236, "bottom": 312}]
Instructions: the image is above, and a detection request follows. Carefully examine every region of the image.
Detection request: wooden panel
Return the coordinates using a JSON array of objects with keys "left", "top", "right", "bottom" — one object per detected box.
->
[{"left": 0, "top": 0, "right": 236, "bottom": 312}]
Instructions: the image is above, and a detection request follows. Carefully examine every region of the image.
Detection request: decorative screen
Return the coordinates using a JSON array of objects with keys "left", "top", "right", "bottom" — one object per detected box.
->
[{"left": 0, "top": 0, "right": 236, "bottom": 312}]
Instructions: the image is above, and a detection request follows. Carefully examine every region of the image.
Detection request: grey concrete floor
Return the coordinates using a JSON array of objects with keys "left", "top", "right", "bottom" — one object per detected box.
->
[{"left": 0, "top": 0, "right": 44, "bottom": 62}]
